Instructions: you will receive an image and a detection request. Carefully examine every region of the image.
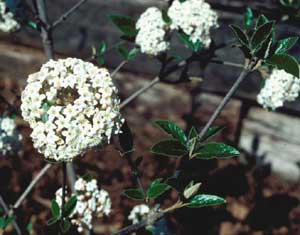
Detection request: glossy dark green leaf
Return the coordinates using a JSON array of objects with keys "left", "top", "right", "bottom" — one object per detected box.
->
[
  {"left": 108, "top": 14, "right": 138, "bottom": 37},
  {"left": 250, "top": 21, "right": 274, "bottom": 51},
  {"left": 193, "top": 142, "right": 240, "bottom": 159},
  {"left": 187, "top": 194, "right": 226, "bottom": 208},
  {"left": 188, "top": 127, "right": 198, "bottom": 140},
  {"left": 275, "top": 37, "right": 298, "bottom": 54},
  {"left": 147, "top": 179, "right": 170, "bottom": 199},
  {"left": 255, "top": 15, "right": 269, "bottom": 29},
  {"left": 154, "top": 120, "right": 187, "bottom": 144},
  {"left": 151, "top": 139, "right": 187, "bottom": 157},
  {"left": 183, "top": 181, "right": 201, "bottom": 199},
  {"left": 98, "top": 41, "right": 107, "bottom": 56},
  {"left": 267, "top": 53, "right": 300, "bottom": 78},
  {"left": 47, "top": 217, "right": 58, "bottom": 226},
  {"left": 200, "top": 126, "right": 225, "bottom": 142},
  {"left": 128, "top": 48, "right": 139, "bottom": 60},
  {"left": 82, "top": 173, "right": 93, "bottom": 182},
  {"left": 5, "top": 216, "right": 15, "bottom": 227},
  {"left": 244, "top": 8, "right": 254, "bottom": 30},
  {"left": 178, "top": 31, "right": 201, "bottom": 52},
  {"left": 117, "top": 44, "right": 129, "bottom": 60},
  {"left": 122, "top": 188, "right": 145, "bottom": 200},
  {"left": 26, "top": 221, "right": 33, "bottom": 232},
  {"left": 254, "top": 32, "right": 273, "bottom": 59},
  {"left": 60, "top": 219, "right": 71, "bottom": 233},
  {"left": 97, "top": 57, "right": 105, "bottom": 65},
  {"left": 0, "top": 217, "right": 6, "bottom": 228},
  {"left": 64, "top": 196, "right": 77, "bottom": 217},
  {"left": 27, "top": 20, "right": 38, "bottom": 30},
  {"left": 51, "top": 200, "right": 60, "bottom": 219},
  {"left": 162, "top": 9, "right": 172, "bottom": 24},
  {"left": 229, "top": 25, "right": 249, "bottom": 47}
]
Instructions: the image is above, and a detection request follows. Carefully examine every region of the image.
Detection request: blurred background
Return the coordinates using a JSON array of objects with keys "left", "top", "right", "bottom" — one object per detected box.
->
[{"left": 0, "top": 0, "right": 300, "bottom": 234}]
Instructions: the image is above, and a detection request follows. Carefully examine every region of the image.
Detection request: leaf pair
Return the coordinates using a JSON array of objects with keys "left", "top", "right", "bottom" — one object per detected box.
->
[
  {"left": 117, "top": 45, "right": 139, "bottom": 61},
  {"left": 123, "top": 179, "right": 170, "bottom": 201},
  {"left": 108, "top": 14, "right": 138, "bottom": 38}
]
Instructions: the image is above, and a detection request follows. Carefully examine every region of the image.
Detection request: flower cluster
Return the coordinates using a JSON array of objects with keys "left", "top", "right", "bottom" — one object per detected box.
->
[
  {"left": 135, "top": 7, "right": 169, "bottom": 56},
  {"left": 56, "top": 177, "right": 111, "bottom": 233},
  {"left": 0, "top": 116, "right": 22, "bottom": 156},
  {"left": 21, "top": 58, "right": 124, "bottom": 162},
  {"left": 257, "top": 69, "right": 300, "bottom": 110},
  {"left": 168, "top": 0, "right": 218, "bottom": 48},
  {"left": 0, "top": 0, "right": 19, "bottom": 33},
  {"left": 128, "top": 204, "right": 150, "bottom": 224}
]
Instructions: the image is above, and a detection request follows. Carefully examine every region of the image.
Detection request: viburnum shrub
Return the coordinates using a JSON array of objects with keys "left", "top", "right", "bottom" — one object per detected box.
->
[{"left": 0, "top": 0, "right": 299, "bottom": 234}]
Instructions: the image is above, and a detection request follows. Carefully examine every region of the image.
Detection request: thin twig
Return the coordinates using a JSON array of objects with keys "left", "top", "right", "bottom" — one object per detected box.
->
[
  {"left": 52, "top": 0, "right": 88, "bottom": 29},
  {"left": 13, "top": 164, "right": 52, "bottom": 209},
  {"left": 111, "top": 60, "right": 127, "bottom": 78},
  {"left": 61, "top": 162, "right": 67, "bottom": 229},
  {"left": 66, "top": 163, "right": 76, "bottom": 193},
  {"left": 0, "top": 195, "right": 22, "bottom": 235},
  {"left": 210, "top": 59, "right": 244, "bottom": 68}
]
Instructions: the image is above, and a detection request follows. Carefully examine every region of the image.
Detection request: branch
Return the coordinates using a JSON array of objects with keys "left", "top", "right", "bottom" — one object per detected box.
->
[
  {"left": 0, "top": 195, "right": 22, "bottom": 235},
  {"left": 52, "top": 0, "right": 88, "bottom": 29},
  {"left": 111, "top": 60, "right": 127, "bottom": 78},
  {"left": 210, "top": 59, "right": 244, "bottom": 68},
  {"left": 61, "top": 162, "right": 67, "bottom": 227},
  {"left": 13, "top": 163, "right": 52, "bottom": 209}
]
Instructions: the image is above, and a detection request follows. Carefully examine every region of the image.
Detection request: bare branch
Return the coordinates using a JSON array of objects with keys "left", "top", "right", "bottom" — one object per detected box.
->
[
  {"left": 52, "top": 0, "right": 88, "bottom": 29},
  {"left": 111, "top": 61, "right": 128, "bottom": 78}
]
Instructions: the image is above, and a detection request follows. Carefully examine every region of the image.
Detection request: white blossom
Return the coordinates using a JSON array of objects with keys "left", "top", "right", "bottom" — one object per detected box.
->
[
  {"left": 257, "top": 69, "right": 300, "bottom": 110},
  {"left": 0, "top": 116, "right": 22, "bottom": 156},
  {"left": 128, "top": 204, "right": 150, "bottom": 224},
  {"left": 21, "top": 58, "right": 124, "bottom": 162},
  {"left": 0, "top": 0, "right": 19, "bottom": 33},
  {"left": 56, "top": 177, "right": 112, "bottom": 233},
  {"left": 135, "top": 7, "right": 169, "bottom": 56},
  {"left": 168, "top": 0, "right": 218, "bottom": 48}
]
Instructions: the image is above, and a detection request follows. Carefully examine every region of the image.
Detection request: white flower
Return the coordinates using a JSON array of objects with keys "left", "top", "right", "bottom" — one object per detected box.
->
[
  {"left": 128, "top": 204, "right": 150, "bottom": 224},
  {"left": 21, "top": 58, "right": 124, "bottom": 162},
  {"left": 0, "top": 116, "right": 22, "bottom": 156},
  {"left": 56, "top": 177, "right": 112, "bottom": 233},
  {"left": 257, "top": 69, "right": 300, "bottom": 110},
  {"left": 0, "top": 0, "right": 19, "bottom": 33},
  {"left": 168, "top": 0, "right": 218, "bottom": 48},
  {"left": 135, "top": 7, "right": 169, "bottom": 56}
]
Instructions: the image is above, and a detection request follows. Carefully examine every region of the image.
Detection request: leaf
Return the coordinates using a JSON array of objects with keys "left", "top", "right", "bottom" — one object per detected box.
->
[
  {"left": 128, "top": 48, "right": 139, "bottom": 60},
  {"left": 60, "top": 219, "right": 71, "bottom": 233},
  {"left": 250, "top": 21, "right": 275, "bottom": 51},
  {"left": 51, "top": 200, "right": 60, "bottom": 219},
  {"left": 188, "top": 127, "right": 198, "bottom": 140},
  {"left": 119, "top": 121, "right": 134, "bottom": 153},
  {"left": 64, "top": 196, "right": 77, "bottom": 217},
  {"left": 255, "top": 15, "right": 269, "bottom": 29},
  {"left": 187, "top": 194, "right": 226, "bottom": 208},
  {"left": 267, "top": 53, "right": 300, "bottom": 78},
  {"left": 147, "top": 179, "right": 170, "bottom": 199},
  {"left": 200, "top": 126, "right": 225, "bottom": 142},
  {"left": 151, "top": 139, "right": 187, "bottom": 157},
  {"left": 254, "top": 32, "right": 274, "bottom": 59},
  {"left": 183, "top": 181, "right": 202, "bottom": 199},
  {"left": 193, "top": 142, "right": 240, "bottom": 159},
  {"left": 230, "top": 25, "right": 249, "bottom": 47},
  {"left": 154, "top": 120, "right": 187, "bottom": 145},
  {"left": 244, "top": 8, "right": 254, "bottom": 30},
  {"left": 178, "top": 31, "right": 201, "bottom": 52},
  {"left": 275, "top": 37, "right": 298, "bottom": 54},
  {"left": 5, "top": 216, "right": 15, "bottom": 227},
  {"left": 122, "top": 188, "right": 145, "bottom": 200},
  {"left": 98, "top": 41, "right": 107, "bottom": 56},
  {"left": 162, "top": 9, "right": 172, "bottom": 24},
  {"left": 0, "top": 217, "right": 6, "bottom": 228},
  {"left": 108, "top": 14, "right": 137, "bottom": 37},
  {"left": 82, "top": 173, "right": 93, "bottom": 182},
  {"left": 26, "top": 221, "right": 33, "bottom": 232},
  {"left": 47, "top": 217, "right": 58, "bottom": 226},
  {"left": 117, "top": 44, "right": 129, "bottom": 60}
]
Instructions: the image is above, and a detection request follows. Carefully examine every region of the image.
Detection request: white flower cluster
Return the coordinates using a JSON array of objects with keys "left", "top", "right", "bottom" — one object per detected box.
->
[
  {"left": 56, "top": 177, "right": 111, "bottom": 233},
  {"left": 0, "top": 0, "right": 19, "bottom": 33},
  {"left": 168, "top": 0, "right": 218, "bottom": 48},
  {"left": 21, "top": 58, "right": 124, "bottom": 162},
  {"left": 0, "top": 116, "right": 22, "bottom": 156},
  {"left": 135, "top": 7, "right": 169, "bottom": 56},
  {"left": 128, "top": 204, "right": 150, "bottom": 224},
  {"left": 257, "top": 69, "right": 300, "bottom": 110}
]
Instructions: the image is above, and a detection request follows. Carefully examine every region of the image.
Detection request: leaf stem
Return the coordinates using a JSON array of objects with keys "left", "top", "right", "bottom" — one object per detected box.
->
[{"left": 61, "top": 162, "right": 67, "bottom": 229}]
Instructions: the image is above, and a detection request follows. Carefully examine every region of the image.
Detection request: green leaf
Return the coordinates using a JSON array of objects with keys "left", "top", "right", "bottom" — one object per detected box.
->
[
  {"left": 154, "top": 120, "right": 187, "bottom": 144},
  {"left": 122, "top": 188, "right": 145, "bottom": 200},
  {"left": 117, "top": 44, "right": 129, "bottom": 60},
  {"left": 183, "top": 181, "right": 202, "bottom": 199},
  {"left": 60, "top": 219, "right": 71, "bottom": 233},
  {"left": 97, "top": 57, "right": 105, "bottom": 65},
  {"left": 27, "top": 20, "right": 38, "bottom": 30},
  {"left": 82, "top": 173, "right": 93, "bottom": 182},
  {"left": 119, "top": 121, "right": 134, "bottom": 153},
  {"left": 98, "top": 41, "right": 107, "bottom": 56},
  {"left": 250, "top": 21, "right": 275, "bottom": 51},
  {"left": 5, "top": 216, "right": 15, "bottom": 227},
  {"left": 187, "top": 194, "right": 226, "bottom": 208},
  {"left": 64, "top": 196, "right": 77, "bottom": 217},
  {"left": 178, "top": 31, "right": 201, "bottom": 52},
  {"left": 128, "top": 48, "right": 139, "bottom": 60},
  {"left": 51, "top": 200, "right": 60, "bottom": 219},
  {"left": 147, "top": 179, "right": 170, "bottom": 199},
  {"left": 275, "top": 37, "right": 298, "bottom": 54},
  {"left": 200, "top": 126, "right": 225, "bottom": 142},
  {"left": 193, "top": 142, "right": 240, "bottom": 159},
  {"left": 26, "top": 221, "right": 33, "bottom": 232},
  {"left": 229, "top": 25, "right": 249, "bottom": 47},
  {"left": 162, "top": 9, "right": 172, "bottom": 24},
  {"left": 188, "top": 127, "right": 198, "bottom": 140},
  {"left": 108, "top": 14, "right": 138, "bottom": 37},
  {"left": 47, "top": 217, "right": 58, "bottom": 226},
  {"left": 267, "top": 53, "right": 300, "bottom": 78},
  {"left": 244, "top": 8, "right": 254, "bottom": 30},
  {"left": 151, "top": 139, "right": 187, "bottom": 157},
  {"left": 0, "top": 217, "right": 6, "bottom": 228},
  {"left": 254, "top": 32, "right": 274, "bottom": 59},
  {"left": 255, "top": 15, "right": 269, "bottom": 29}
]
